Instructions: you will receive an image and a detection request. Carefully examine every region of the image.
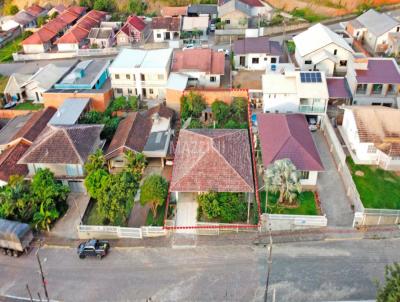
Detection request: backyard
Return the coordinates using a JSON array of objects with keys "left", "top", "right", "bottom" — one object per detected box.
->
[
  {"left": 347, "top": 157, "right": 400, "bottom": 210},
  {"left": 260, "top": 191, "right": 319, "bottom": 215},
  {"left": 14, "top": 102, "right": 44, "bottom": 110},
  {"left": 0, "top": 36, "right": 23, "bottom": 62}
]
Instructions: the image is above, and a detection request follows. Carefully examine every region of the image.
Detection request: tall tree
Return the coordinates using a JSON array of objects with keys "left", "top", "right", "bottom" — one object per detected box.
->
[
  {"left": 263, "top": 159, "right": 302, "bottom": 205},
  {"left": 84, "top": 149, "right": 106, "bottom": 175},
  {"left": 211, "top": 100, "right": 230, "bottom": 125},
  {"left": 376, "top": 263, "right": 400, "bottom": 302},
  {"left": 124, "top": 150, "right": 147, "bottom": 178},
  {"left": 140, "top": 175, "right": 168, "bottom": 218},
  {"left": 180, "top": 92, "right": 206, "bottom": 121}
]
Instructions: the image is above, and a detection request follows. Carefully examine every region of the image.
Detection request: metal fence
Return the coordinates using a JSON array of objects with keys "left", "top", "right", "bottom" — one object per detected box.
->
[{"left": 77, "top": 225, "right": 166, "bottom": 239}]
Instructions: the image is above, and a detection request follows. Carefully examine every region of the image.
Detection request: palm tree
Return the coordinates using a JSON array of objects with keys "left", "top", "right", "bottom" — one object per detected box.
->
[
  {"left": 263, "top": 159, "right": 302, "bottom": 206},
  {"left": 124, "top": 150, "right": 147, "bottom": 177},
  {"left": 85, "top": 149, "right": 106, "bottom": 174}
]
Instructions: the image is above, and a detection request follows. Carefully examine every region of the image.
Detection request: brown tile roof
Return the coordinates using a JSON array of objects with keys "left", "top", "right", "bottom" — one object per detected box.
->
[
  {"left": 257, "top": 113, "right": 324, "bottom": 171},
  {"left": 25, "top": 4, "right": 46, "bottom": 17},
  {"left": 170, "top": 129, "right": 254, "bottom": 192},
  {"left": 18, "top": 124, "right": 103, "bottom": 165},
  {"left": 0, "top": 141, "right": 30, "bottom": 182},
  {"left": 151, "top": 17, "right": 181, "bottom": 31},
  {"left": 105, "top": 105, "right": 174, "bottom": 160},
  {"left": 161, "top": 6, "right": 188, "bottom": 17},
  {"left": 12, "top": 107, "right": 57, "bottom": 143},
  {"left": 172, "top": 49, "right": 225, "bottom": 75},
  {"left": 348, "top": 106, "right": 400, "bottom": 157}
]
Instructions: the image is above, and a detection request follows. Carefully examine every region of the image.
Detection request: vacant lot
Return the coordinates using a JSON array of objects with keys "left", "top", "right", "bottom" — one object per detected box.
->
[{"left": 347, "top": 157, "right": 400, "bottom": 210}]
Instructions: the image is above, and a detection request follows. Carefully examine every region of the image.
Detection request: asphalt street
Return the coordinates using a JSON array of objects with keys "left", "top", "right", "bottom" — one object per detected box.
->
[{"left": 0, "top": 238, "right": 399, "bottom": 302}]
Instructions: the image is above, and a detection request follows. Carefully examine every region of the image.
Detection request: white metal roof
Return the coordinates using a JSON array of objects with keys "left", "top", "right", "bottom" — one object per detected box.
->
[
  {"left": 356, "top": 9, "right": 399, "bottom": 37},
  {"left": 109, "top": 48, "right": 173, "bottom": 71},
  {"left": 293, "top": 23, "right": 354, "bottom": 57},
  {"left": 166, "top": 73, "right": 189, "bottom": 91},
  {"left": 48, "top": 98, "right": 90, "bottom": 125}
]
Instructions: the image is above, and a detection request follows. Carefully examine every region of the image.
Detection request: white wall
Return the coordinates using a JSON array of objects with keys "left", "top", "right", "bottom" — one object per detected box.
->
[
  {"left": 300, "top": 171, "right": 318, "bottom": 186},
  {"left": 234, "top": 53, "right": 279, "bottom": 70},
  {"left": 24, "top": 83, "right": 45, "bottom": 102},
  {"left": 57, "top": 43, "right": 79, "bottom": 52},
  {"left": 23, "top": 43, "right": 49, "bottom": 54},
  {"left": 182, "top": 71, "right": 221, "bottom": 87},
  {"left": 263, "top": 93, "right": 299, "bottom": 113}
]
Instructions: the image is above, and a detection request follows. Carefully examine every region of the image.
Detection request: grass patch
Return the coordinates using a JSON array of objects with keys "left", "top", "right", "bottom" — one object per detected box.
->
[
  {"left": 0, "top": 74, "right": 9, "bottom": 93},
  {"left": 14, "top": 102, "right": 44, "bottom": 110},
  {"left": 0, "top": 36, "right": 23, "bottom": 63},
  {"left": 84, "top": 201, "right": 103, "bottom": 226},
  {"left": 145, "top": 203, "right": 166, "bottom": 226},
  {"left": 347, "top": 157, "right": 400, "bottom": 210},
  {"left": 260, "top": 191, "right": 318, "bottom": 215},
  {"left": 291, "top": 8, "right": 326, "bottom": 23}
]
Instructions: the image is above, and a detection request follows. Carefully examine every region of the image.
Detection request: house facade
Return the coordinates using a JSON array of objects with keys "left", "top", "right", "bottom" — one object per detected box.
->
[
  {"left": 341, "top": 106, "right": 400, "bottom": 170},
  {"left": 262, "top": 65, "right": 329, "bottom": 123},
  {"left": 181, "top": 16, "right": 209, "bottom": 38},
  {"left": 233, "top": 36, "right": 283, "bottom": 70},
  {"left": 293, "top": 23, "right": 354, "bottom": 76},
  {"left": 346, "top": 57, "right": 400, "bottom": 107},
  {"left": 218, "top": 0, "right": 250, "bottom": 29},
  {"left": 152, "top": 17, "right": 181, "bottom": 42},
  {"left": 171, "top": 49, "right": 225, "bottom": 88},
  {"left": 18, "top": 124, "right": 104, "bottom": 192},
  {"left": 88, "top": 27, "right": 114, "bottom": 48},
  {"left": 346, "top": 9, "right": 400, "bottom": 55},
  {"left": 116, "top": 15, "right": 150, "bottom": 45},
  {"left": 257, "top": 113, "right": 324, "bottom": 187},
  {"left": 108, "top": 48, "right": 173, "bottom": 100}
]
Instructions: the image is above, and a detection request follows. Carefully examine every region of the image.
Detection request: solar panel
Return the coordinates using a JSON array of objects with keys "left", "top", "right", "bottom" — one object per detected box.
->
[{"left": 300, "top": 72, "right": 322, "bottom": 83}]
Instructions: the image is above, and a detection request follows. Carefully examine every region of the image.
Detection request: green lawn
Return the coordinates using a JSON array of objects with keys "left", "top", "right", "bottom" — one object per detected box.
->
[
  {"left": 260, "top": 191, "right": 318, "bottom": 215},
  {"left": 291, "top": 8, "right": 326, "bottom": 23},
  {"left": 0, "top": 74, "right": 9, "bottom": 93},
  {"left": 0, "top": 36, "right": 23, "bottom": 63},
  {"left": 347, "top": 157, "right": 400, "bottom": 210},
  {"left": 84, "top": 201, "right": 103, "bottom": 226},
  {"left": 14, "top": 102, "right": 44, "bottom": 110},
  {"left": 145, "top": 203, "right": 165, "bottom": 226}
]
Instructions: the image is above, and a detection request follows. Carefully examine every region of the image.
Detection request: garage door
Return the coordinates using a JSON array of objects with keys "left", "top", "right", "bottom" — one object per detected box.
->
[{"left": 68, "top": 181, "right": 86, "bottom": 193}]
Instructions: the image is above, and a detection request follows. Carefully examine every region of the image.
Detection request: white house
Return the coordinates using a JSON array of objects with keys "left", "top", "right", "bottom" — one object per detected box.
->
[
  {"left": 151, "top": 17, "right": 181, "bottom": 42},
  {"left": 293, "top": 23, "right": 354, "bottom": 76},
  {"left": 262, "top": 64, "right": 329, "bottom": 123},
  {"left": 346, "top": 9, "right": 400, "bottom": 55},
  {"left": 108, "top": 48, "right": 173, "bottom": 100},
  {"left": 181, "top": 16, "right": 209, "bottom": 38},
  {"left": 341, "top": 106, "right": 400, "bottom": 171},
  {"left": 171, "top": 48, "right": 225, "bottom": 88},
  {"left": 233, "top": 36, "right": 283, "bottom": 70},
  {"left": 257, "top": 113, "right": 324, "bottom": 188},
  {"left": 346, "top": 57, "right": 400, "bottom": 107}
]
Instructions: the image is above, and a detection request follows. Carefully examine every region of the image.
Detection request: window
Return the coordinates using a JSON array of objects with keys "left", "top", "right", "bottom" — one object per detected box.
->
[
  {"left": 66, "top": 164, "right": 78, "bottom": 176},
  {"left": 304, "top": 60, "right": 312, "bottom": 64},
  {"left": 157, "top": 33, "right": 161, "bottom": 38},
  {"left": 397, "top": 27, "right": 400, "bottom": 32},
  {"left": 299, "top": 171, "right": 309, "bottom": 180},
  {"left": 128, "top": 88, "right": 132, "bottom": 94},
  {"left": 252, "top": 58, "right": 259, "bottom": 64},
  {"left": 367, "top": 145, "right": 377, "bottom": 154},
  {"left": 356, "top": 84, "right": 367, "bottom": 94},
  {"left": 116, "top": 88, "right": 123, "bottom": 94},
  {"left": 372, "top": 84, "right": 383, "bottom": 95},
  {"left": 264, "top": 57, "right": 268, "bottom": 61},
  {"left": 149, "top": 88, "right": 154, "bottom": 94},
  {"left": 339, "top": 60, "right": 347, "bottom": 66},
  {"left": 157, "top": 74, "right": 164, "bottom": 80},
  {"left": 126, "top": 74, "right": 130, "bottom": 79},
  {"left": 271, "top": 57, "right": 277, "bottom": 63},
  {"left": 115, "top": 74, "right": 120, "bottom": 79},
  {"left": 141, "top": 74, "right": 145, "bottom": 81},
  {"left": 333, "top": 49, "right": 337, "bottom": 55},
  {"left": 210, "top": 76, "right": 216, "bottom": 82},
  {"left": 225, "top": 19, "right": 230, "bottom": 24},
  {"left": 387, "top": 84, "right": 397, "bottom": 95}
]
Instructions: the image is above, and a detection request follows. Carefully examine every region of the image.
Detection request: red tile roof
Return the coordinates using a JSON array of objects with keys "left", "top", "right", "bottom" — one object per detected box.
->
[
  {"left": 161, "top": 6, "right": 188, "bottom": 17},
  {"left": 356, "top": 58, "right": 400, "bottom": 84},
  {"left": 22, "top": 27, "right": 57, "bottom": 44},
  {"left": 327, "top": 77, "right": 351, "bottom": 99},
  {"left": 0, "top": 141, "right": 30, "bottom": 182},
  {"left": 126, "top": 15, "right": 147, "bottom": 31},
  {"left": 66, "top": 6, "right": 87, "bottom": 16},
  {"left": 257, "top": 113, "right": 324, "bottom": 171},
  {"left": 25, "top": 4, "right": 46, "bottom": 17},
  {"left": 170, "top": 129, "right": 254, "bottom": 193},
  {"left": 172, "top": 49, "right": 225, "bottom": 75},
  {"left": 219, "top": 0, "right": 265, "bottom": 7},
  {"left": 151, "top": 17, "right": 181, "bottom": 31}
]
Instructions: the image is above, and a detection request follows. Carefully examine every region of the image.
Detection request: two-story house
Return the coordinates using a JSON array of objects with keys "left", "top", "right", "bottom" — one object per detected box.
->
[
  {"left": 346, "top": 9, "right": 400, "bottom": 55},
  {"left": 171, "top": 48, "right": 225, "bottom": 88},
  {"left": 262, "top": 64, "right": 329, "bottom": 123},
  {"left": 108, "top": 48, "right": 173, "bottom": 100},
  {"left": 346, "top": 57, "right": 400, "bottom": 107},
  {"left": 233, "top": 36, "right": 283, "bottom": 70},
  {"left": 152, "top": 17, "right": 181, "bottom": 42},
  {"left": 116, "top": 15, "right": 150, "bottom": 45},
  {"left": 293, "top": 23, "right": 354, "bottom": 76},
  {"left": 18, "top": 124, "right": 104, "bottom": 192}
]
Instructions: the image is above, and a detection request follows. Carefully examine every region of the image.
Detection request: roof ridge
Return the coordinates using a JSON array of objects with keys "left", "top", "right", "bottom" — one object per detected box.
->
[
  {"left": 62, "top": 127, "right": 87, "bottom": 165},
  {"left": 18, "top": 126, "right": 55, "bottom": 164}
]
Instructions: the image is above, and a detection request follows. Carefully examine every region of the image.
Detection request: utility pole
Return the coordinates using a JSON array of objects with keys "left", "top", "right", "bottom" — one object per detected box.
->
[
  {"left": 36, "top": 250, "right": 49, "bottom": 302},
  {"left": 26, "top": 284, "right": 33, "bottom": 302},
  {"left": 263, "top": 229, "right": 273, "bottom": 302}
]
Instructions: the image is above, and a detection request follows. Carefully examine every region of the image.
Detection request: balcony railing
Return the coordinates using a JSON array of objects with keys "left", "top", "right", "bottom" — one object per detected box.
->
[{"left": 298, "top": 105, "right": 326, "bottom": 113}]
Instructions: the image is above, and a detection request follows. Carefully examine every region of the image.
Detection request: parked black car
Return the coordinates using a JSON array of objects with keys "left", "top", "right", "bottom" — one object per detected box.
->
[{"left": 77, "top": 239, "right": 110, "bottom": 259}]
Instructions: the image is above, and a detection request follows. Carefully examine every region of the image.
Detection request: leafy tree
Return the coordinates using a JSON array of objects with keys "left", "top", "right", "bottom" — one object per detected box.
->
[
  {"left": 140, "top": 175, "right": 168, "bottom": 218},
  {"left": 49, "top": 11, "right": 59, "bottom": 19},
  {"left": 84, "top": 149, "right": 106, "bottom": 174},
  {"left": 188, "top": 118, "right": 203, "bottom": 129},
  {"left": 376, "top": 263, "right": 400, "bottom": 302},
  {"left": 231, "top": 98, "right": 247, "bottom": 123},
  {"left": 101, "top": 116, "right": 120, "bottom": 141},
  {"left": 93, "top": 0, "right": 115, "bottom": 12},
  {"left": 197, "top": 192, "right": 247, "bottom": 223},
  {"left": 80, "top": 0, "right": 94, "bottom": 9},
  {"left": 264, "top": 159, "right": 302, "bottom": 206},
  {"left": 3, "top": 0, "right": 19, "bottom": 15},
  {"left": 0, "top": 175, "right": 31, "bottom": 221},
  {"left": 224, "top": 119, "right": 240, "bottom": 129},
  {"left": 21, "top": 31, "right": 33, "bottom": 40},
  {"left": 211, "top": 100, "right": 230, "bottom": 125},
  {"left": 127, "top": 96, "right": 139, "bottom": 111},
  {"left": 180, "top": 92, "right": 206, "bottom": 121},
  {"left": 84, "top": 169, "right": 109, "bottom": 200},
  {"left": 124, "top": 150, "right": 147, "bottom": 177},
  {"left": 37, "top": 15, "right": 48, "bottom": 27},
  {"left": 128, "top": 0, "right": 147, "bottom": 15}
]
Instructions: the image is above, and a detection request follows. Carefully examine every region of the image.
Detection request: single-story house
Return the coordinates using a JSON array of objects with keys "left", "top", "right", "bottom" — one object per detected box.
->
[
  {"left": 48, "top": 98, "right": 91, "bottom": 125},
  {"left": 18, "top": 124, "right": 105, "bottom": 192},
  {"left": 257, "top": 113, "right": 324, "bottom": 188},
  {"left": 187, "top": 4, "right": 218, "bottom": 19},
  {"left": 170, "top": 129, "right": 254, "bottom": 228},
  {"left": 233, "top": 36, "right": 284, "bottom": 70},
  {"left": 116, "top": 15, "right": 150, "bottom": 45},
  {"left": 88, "top": 27, "right": 114, "bottom": 48},
  {"left": 152, "top": 17, "right": 181, "bottom": 42},
  {"left": 341, "top": 106, "right": 400, "bottom": 170},
  {"left": 181, "top": 16, "right": 209, "bottom": 37},
  {"left": 160, "top": 6, "right": 188, "bottom": 17},
  {"left": 105, "top": 105, "right": 175, "bottom": 171}
]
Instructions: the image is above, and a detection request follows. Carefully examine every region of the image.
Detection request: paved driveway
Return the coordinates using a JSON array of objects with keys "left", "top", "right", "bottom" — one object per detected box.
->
[
  {"left": 313, "top": 131, "right": 354, "bottom": 227},
  {"left": 176, "top": 193, "right": 198, "bottom": 233}
]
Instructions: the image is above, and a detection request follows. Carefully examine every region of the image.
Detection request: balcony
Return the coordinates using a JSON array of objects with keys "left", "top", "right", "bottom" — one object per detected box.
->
[{"left": 298, "top": 105, "right": 326, "bottom": 113}]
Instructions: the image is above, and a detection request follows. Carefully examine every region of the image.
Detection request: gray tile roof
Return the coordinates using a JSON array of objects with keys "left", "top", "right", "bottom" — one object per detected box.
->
[{"left": 356, "top": 9, "right": 399, "bottom": 37}]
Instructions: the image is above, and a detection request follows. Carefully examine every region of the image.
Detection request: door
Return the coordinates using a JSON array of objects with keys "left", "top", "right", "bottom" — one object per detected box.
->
[
  {"left": 165, "top": 32, "right": 171, "bottom": 40},
  {"left": 142, "top": 88, "right": 147, "bottom": 98},
  {"left": 240, "top": 56, "right": 245, "bottom": 66},
  {"left": 35, "top": 92, "right": 40, "bottom": 102}
]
